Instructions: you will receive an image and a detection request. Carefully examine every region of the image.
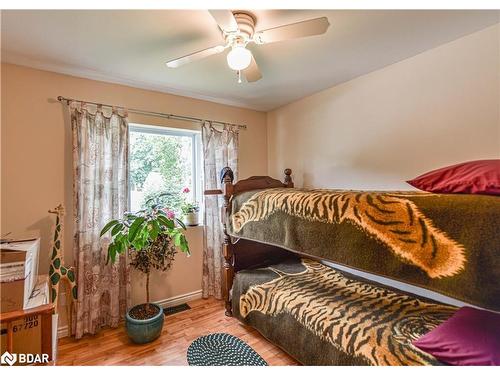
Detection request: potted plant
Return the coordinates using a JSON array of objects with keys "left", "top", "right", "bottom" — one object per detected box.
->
[
  {"left": 100, "top": 194, "right": 189, "bottom": 344},
  {"left": 181, "top": 187, "right": 200, "bottom": 226}
]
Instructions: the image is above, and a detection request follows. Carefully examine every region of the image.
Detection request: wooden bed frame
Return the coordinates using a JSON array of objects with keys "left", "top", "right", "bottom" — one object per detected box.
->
[{"left": 205, "top": 168, "right": 295, "bottom": 316}]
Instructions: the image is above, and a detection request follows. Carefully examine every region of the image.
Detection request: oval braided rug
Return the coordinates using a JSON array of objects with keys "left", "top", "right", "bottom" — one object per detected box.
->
[{"left": 187, "top": 333, "right": 268, "bottom": 366}]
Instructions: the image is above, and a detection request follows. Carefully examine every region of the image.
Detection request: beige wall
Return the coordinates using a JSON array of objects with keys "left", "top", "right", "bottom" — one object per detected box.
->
[
  {"left": 0, "top": 63, "right": 267, "bottom": 315},
  {"left": 268, "top": 24, "right": 500, "bottom": 190}
]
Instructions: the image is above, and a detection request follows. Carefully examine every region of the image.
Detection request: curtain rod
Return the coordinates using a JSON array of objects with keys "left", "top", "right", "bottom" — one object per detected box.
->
[{"left": 57, "top": 96, "right": 247, "bottom": 130}]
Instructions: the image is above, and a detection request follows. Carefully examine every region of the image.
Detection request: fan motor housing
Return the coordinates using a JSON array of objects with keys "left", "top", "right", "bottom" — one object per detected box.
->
[{"left": 233, "top": 12, "right": 256, "bottom": 40}]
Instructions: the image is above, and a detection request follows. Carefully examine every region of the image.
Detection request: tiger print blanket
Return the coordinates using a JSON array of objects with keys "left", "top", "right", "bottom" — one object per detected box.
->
[
  {"left": 228, "top": 188, "right": 500, "bottom": 311},
  {"left": 232, "top": 258, "right": 456, "bottom": 366}
]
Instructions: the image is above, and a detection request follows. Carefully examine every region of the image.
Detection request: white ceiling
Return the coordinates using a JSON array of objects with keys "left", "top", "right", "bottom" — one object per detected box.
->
[{"left": 1, "top": 10, "right": 499, "bottom": 111}]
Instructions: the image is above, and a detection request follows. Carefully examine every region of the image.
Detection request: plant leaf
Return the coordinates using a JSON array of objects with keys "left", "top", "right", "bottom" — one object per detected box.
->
[
  {"left": 128, "top": 217, "right": 146, "bottom": 242},
  {"left": 175, "top": 218, "right": 187, "bottom": 230},
  {"left": 158, "top": 215, "right": 174, "bottom": 229},
  {"left": 174, "top": 232, "right": 181, "bottom": 246},
  {"left": 100, "top": 220, "right": 119, "bottom": 237},
  {"left": 110, "top": 247, "right": 117, "bottom": 263},
  {"left": 116, "top": 239, "right": 123, "bottom": 254},
  {"left": 151, "top": 220, "right": 160, "bottom": 241},
  {"left": 111, "top": 223, "right": 124, "bottom": 236},
  {"left": 180, "top": 235, "right": 190, "bottom": 255},
  {"left": 107, "top": 243, "right": 117, "bottom": 264}
]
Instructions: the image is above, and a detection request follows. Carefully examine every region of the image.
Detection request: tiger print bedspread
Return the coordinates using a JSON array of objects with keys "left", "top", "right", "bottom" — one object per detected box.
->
[
  {"left": 232, "top": 258, "right": 456, "bottom": 366},
  {"left": 228, "top": 188, "right": 500, "bottom": 311}
]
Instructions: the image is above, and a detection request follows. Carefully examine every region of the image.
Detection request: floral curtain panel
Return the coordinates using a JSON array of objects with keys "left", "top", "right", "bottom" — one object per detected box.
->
[
  {"left": 71, "top": 102, "right": 130, "bottom": 338},
  {"left": 201, "top": 122, "right": 239, "bottom": 299}
]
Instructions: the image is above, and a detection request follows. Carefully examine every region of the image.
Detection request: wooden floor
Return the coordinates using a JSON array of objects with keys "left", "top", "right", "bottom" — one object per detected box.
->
[{"left": 57, "top": 298, "right": 298, "bottom": 366}]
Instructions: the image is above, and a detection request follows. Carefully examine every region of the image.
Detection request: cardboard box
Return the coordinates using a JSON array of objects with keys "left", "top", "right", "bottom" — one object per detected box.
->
[
  {"left": 0, "top": 238, "right": 40, "bottom": 313},
  {"left": 0, "top": 279, "right": 25, "bottom": 314},
  {"left": 0, "top": 313, "right": 42, "bottom": 355},
  {"left": 0, "top": 276, "right": 49, "bottom": 357}
]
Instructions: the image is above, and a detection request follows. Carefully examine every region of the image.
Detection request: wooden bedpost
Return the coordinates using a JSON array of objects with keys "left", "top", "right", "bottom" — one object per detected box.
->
[
  {"left": 284, "top": 168, "right": 294, "bottom": 188},
  {"left": 205, "top": 167, "right": 294, "bottom": 317},
  {"left": 221, "top": 167, "right": 235, "bottom": 316}
]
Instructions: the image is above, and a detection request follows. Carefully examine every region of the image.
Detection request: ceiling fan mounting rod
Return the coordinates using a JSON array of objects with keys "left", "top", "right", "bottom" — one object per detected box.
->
[
  {"left": 233, "top": 12, "right": 255, "bottom": 40},
  {"left": 223, "top": 11, "right": 256, "bottom": 49}
]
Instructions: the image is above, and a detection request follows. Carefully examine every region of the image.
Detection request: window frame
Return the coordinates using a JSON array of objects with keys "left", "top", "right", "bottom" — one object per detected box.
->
[{"left": 128, "top": 123, "right": 203, "bottom": 218}]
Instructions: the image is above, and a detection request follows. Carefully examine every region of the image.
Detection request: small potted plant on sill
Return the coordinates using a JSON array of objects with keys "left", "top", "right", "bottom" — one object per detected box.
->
[
  {"left": 181, "top": 187, "right": 200, "bottom": 226},
  {"left": 100, "top": 194, "right": 189, "bottom": 344}
]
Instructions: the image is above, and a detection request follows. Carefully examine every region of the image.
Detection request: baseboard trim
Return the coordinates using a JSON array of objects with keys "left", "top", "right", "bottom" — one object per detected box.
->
[
  {"left": 57, "top": 289, "right": 203, "bottom": 338},
  {"left": 58, "top": 325, "right": 68, "bottom": 339},
  {"left": 154, "top": 289, "right": 203, "bottom": 309}
]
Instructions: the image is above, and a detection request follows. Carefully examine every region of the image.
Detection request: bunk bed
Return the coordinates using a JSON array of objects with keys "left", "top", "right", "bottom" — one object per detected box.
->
[{"left": 206, "top": 168, "right": 500, "bottom": 365}]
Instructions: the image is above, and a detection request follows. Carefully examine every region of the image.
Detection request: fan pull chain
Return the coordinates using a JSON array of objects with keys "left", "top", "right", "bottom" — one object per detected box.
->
[{"left": 238, "top": 70, "right": 242, "bottom": 84}]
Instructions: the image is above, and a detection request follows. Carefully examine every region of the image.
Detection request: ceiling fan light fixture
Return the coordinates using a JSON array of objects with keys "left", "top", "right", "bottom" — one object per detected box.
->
[
  {"left": 166, "top": 11, "right": 330, "bottom": 83},
  {"left": 226, "top": 45, "right": 252, "bottom": 71}
]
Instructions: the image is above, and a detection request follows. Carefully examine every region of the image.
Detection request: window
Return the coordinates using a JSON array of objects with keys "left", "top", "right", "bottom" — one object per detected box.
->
[{"left": 129, "top": 124, "right": 202, "bottom": 217}]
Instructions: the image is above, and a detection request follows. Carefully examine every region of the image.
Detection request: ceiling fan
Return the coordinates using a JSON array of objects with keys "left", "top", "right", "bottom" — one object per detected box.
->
[{"left": 166, "top": 10, "right": 330, "bottom": 83}]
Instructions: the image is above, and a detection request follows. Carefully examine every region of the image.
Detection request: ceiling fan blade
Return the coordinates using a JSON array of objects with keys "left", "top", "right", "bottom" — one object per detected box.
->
[
  {"left": 243, "top": 55, "right": 262, "bottom": 82},
  {"left": 166, "top": 45, "right": 225, "bottom": 68},
  {"left": 208, "top": 10, "right": 239, "bottom": 32},
  {"left": 255, "top": 17, "right": 329, "bottom": 44}
]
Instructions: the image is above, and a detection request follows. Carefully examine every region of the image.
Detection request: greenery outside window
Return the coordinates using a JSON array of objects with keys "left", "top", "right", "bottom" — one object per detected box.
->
[{"left": 129, "top": 124, "right": 202, "bottom": 220}]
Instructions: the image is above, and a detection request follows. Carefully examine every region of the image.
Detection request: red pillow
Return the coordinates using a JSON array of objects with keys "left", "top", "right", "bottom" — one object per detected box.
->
[
  {"left": 407, "top": 159, "right": 500, "bottom": 195},
  {"left": 413, "top": 307, "right": 500, "bottom": 366}
]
